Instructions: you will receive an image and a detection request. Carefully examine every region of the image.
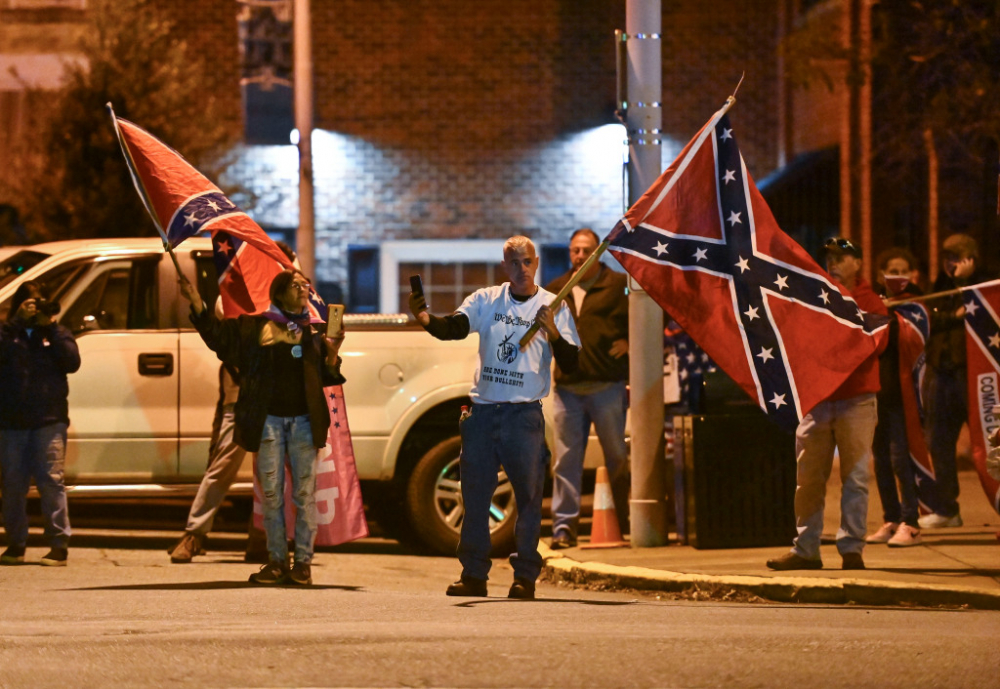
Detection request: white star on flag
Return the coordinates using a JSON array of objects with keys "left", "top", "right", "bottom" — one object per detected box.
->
[
  {"left": 744, "top": 305, "right": 759, "bottom": 321},
  {"left": 819, "top": 289, "right": 830, "bottom": 304},
  {"left": 722, "top": 169, "right": 736, "bottom": 184},
  {"left": 774, "top": 274, "right": 789, "bottom": 291},
  {"left": 727, "top": 211, "right": 742, "bottom": 226},
  {"left": 966, "top": 300, "right": 980, "bottom": 316},
  {"left": 770, "top": 392, "right": 787, "bottom": 409},
  {"left": 736, "top": 256, "right": 750, "bottom": 273},
  {"left": 720, "top": 128, "right": 733, "bottom": 141},
  {"left": 693, "top": 247, "right": 708, "bottom": 262},
  {"left": 207, "top": 199, "right": 221, "bottom": 212},
  {"left": 184, "top": 213, "right": 198, "bottom": 227},
  {"left": 757, "top": 346, "right": 774, "bottom": 363},
  {"left": 990, "top": 333, "right": 1000, "bottom": 349},
  {"left": 653, "top": 241, "right": 668, "bottom": 256}
]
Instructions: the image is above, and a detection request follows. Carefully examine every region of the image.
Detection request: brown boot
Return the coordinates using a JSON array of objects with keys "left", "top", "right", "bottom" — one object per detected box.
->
[{"left": 168, "top": 533, "right": 204, "bottom": 563}]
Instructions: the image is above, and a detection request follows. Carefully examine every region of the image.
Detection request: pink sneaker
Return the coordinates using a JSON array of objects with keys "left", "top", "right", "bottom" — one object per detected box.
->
[
  {"left": 866, "top": 522, "right": 899, "bottom": 544},
  {"left": 888, "top": 524, "right": 923, "bottom": 547}
]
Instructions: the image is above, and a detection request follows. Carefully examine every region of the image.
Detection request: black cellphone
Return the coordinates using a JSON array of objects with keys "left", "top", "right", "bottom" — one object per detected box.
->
[{"left": 409, "top": 274, "right": 424, "bottom": 297}]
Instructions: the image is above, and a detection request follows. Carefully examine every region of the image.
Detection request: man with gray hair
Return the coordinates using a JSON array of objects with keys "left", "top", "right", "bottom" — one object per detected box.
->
[{"left": 410, "top": 235, "right": 581, "bottom": 599}]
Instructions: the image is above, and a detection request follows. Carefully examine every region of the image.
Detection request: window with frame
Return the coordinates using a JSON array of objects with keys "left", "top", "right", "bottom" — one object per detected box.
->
[
  {"left": 59, "top": 259, "right": 158, "bottom": 334},
  {"left": 397, "top": 260, "right": 505, "bottom": 315},
  {"left": 378, "top": 240, "right": 511, "bottom": 315}
]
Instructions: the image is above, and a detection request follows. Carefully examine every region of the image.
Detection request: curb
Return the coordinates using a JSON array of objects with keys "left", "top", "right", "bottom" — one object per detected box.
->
[{"left": 539, "top": 544, "right": 1000, "bottom": 611}]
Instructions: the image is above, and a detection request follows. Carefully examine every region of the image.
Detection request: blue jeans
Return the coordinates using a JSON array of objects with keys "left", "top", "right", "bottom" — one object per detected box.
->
[
  {"left": 791, "top": 394, "right": 877, "bottom": 559},
  {"left": 256, "top": 415, "right": 318, "bottom": 566},
  {"left": 458, "top": 402, "right": 546, "bottom": 582},
  {"left": 551, "top": 382, "right": 630, "bottom": 538},
  {"left": 873, "top": 400, "right": 919, "bottom": 527},
  {"left": 925, "top": 366, "right": 965, "bottom": 518},
  {"left": 0, "top": 423, "right": 71, "bottom": 549}
]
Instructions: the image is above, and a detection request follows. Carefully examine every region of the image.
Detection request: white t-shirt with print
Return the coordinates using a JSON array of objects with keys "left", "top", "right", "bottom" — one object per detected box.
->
[{"left": 457, "top": 283, "right": 580, "bottom": 404}]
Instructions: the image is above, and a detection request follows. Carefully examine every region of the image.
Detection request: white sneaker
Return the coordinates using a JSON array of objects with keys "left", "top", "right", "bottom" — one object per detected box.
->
[
  {"left": 888, "top": 524, "right": 923, "bottom": 547},
  {"left": 866, "top": 522, "right": 899, "bottom": 544},
  {"left": 917, "top": 512, "right": 963, "bottom": 529}
]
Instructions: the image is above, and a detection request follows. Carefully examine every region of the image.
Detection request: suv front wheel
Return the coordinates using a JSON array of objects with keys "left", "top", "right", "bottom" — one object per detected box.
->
[{"left": 405, "top": 436, "right": 518, "bottom": 556}]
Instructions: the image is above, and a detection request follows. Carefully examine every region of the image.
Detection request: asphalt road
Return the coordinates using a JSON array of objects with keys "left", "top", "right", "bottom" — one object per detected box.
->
[{"left": 1, "top": 534, "right": 998, "bottom": 688}]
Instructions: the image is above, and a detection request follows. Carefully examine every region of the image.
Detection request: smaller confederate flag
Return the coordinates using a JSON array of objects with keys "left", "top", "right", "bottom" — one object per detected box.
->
[
  {"left": 110, "top": 110, "right": 293, "bottom": 316},
  {"left": 607, "top": 103, "right": 888, "bottom": 432},
  {"left": 892, "top": 303, "right": 945, "bottom": 514},
  {"left": 960, "top": 281, "right": 1000, "bottom": 514}
]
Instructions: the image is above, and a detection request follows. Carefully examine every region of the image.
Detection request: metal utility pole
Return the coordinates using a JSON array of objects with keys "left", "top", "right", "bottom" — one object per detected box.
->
[
  {"left": 294, "top": 0, "right": 315, "bottom": 279},
  {"left": 625, "top": 0, "right": 668, "bottom": 547}
]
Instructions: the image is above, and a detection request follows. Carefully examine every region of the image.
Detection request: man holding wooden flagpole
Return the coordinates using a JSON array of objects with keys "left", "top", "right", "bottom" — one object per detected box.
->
[{"left": 410, "top": 236, "right": 581, "bottom": 599}]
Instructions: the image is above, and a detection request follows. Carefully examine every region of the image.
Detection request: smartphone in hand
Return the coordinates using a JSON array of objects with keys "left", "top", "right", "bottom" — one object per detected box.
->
[
  {"left": 409, "top": 274, "right": 424, "bottom": 297},
  {"left": 327, "top": 304, "right": 345, "bottom": 337}
]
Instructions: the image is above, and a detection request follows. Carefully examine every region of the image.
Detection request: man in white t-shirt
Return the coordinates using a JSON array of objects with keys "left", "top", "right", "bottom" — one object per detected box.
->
[{"left": 410, "top": 236, "right": 581, "bottom": 599}]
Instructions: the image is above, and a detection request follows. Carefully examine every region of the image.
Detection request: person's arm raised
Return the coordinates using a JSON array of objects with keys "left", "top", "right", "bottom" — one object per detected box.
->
[
  {"left": 178, "top": 274, "right": 206, "bottom": 316},
  {"left": 409, "top": 291, "right": 470, "bottom": 340}
]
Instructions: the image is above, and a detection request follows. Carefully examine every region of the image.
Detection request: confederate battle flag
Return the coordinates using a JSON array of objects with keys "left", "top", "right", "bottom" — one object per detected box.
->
[
  {"left": 892, "top": 303, "right": 946, "bottom": 514},
  {"left": 960, "top": 281, "right": 1000, "bottom": 514},
  {"left": 607, "top": 102, "right": 889, "bottom": 433},
  {"left": 111, "top": 107, "right": 368, "bottom": 545}
]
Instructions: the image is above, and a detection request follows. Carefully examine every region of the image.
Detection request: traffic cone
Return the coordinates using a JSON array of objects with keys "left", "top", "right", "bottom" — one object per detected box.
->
[{"left": 581, "top": 466, "right": 629, "bottom": 549}]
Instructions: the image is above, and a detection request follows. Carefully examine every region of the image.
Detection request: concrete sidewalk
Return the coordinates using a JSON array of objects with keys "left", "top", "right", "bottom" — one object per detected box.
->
[{"left": 541, "top": 470, "right": 1000, "bottom": 610}]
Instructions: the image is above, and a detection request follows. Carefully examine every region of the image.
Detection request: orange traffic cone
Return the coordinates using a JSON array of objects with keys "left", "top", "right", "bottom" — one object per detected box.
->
[{"left": 581, "top": 466, "right": 629, "bottom": 549}]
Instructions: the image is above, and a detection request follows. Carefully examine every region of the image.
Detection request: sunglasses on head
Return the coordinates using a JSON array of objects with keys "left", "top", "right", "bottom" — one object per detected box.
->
[{"left": 824, "top": 238, "right": 859, "bottom": 253}]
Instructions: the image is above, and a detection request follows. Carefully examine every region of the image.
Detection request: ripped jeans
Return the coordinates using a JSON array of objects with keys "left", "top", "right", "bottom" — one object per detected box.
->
[{"left": 256, "top": 415, "right": 318, "bottom": 566}]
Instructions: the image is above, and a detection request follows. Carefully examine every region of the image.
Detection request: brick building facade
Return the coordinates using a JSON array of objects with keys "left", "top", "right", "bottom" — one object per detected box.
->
[{"left": 3, "top": 0, "right": 795, "bottom": 309}]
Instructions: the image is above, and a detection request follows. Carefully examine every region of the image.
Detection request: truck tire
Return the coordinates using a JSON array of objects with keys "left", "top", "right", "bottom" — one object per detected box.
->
[{"left": 405, "top": 436, "right": 517, "bottom": 557}]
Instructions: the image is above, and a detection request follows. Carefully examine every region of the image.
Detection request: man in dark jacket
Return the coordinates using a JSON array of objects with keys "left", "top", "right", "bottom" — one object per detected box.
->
[
  {"left": 0, "top": 281, "right": 81, "bottom": 567},
  {"left": 180, "top": 269, "right": 345, "bottom": 585},
  {"left": 545, "top": 228, "right": 630, "bottom": 548},
  {"left": 921, "top": 233, "right": 991, "bottom": 529}
]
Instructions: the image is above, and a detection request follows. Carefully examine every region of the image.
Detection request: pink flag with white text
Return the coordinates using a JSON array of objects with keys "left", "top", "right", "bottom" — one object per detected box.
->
[{"left": 253, "top": 385, "right": 369, "bottom": 545}]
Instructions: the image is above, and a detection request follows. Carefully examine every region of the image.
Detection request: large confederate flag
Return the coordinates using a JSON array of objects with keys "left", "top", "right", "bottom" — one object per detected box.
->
[{"left": 607, "top": 104, "right": 888, "bottom": 432}]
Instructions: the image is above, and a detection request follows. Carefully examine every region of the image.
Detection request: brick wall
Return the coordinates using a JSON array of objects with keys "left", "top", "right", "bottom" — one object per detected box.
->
[
  {"left": 216, "top": 0, "right": 783, "bottom": 293},
  {"left": 161, "top": 0, "right": 243, "bottom": 133},
  {"left": 661, "top": 0, "right": 780, "bottom": 181},
  {"left": 3, "top": 0, "right": 786, "bottom": 294}
]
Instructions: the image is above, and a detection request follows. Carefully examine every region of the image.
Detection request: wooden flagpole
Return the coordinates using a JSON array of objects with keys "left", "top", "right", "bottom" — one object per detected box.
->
[
  {"left": 518, "top": 240, "right": 610, "bottom": 348},
  {"left": 886, "top": 278, "right": 1000, "bottom": 306}
]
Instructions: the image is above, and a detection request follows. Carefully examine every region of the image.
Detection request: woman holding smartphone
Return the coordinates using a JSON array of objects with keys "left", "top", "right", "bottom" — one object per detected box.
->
[{"left": 179, "top": 268, "right": 345, "bottom": 586}]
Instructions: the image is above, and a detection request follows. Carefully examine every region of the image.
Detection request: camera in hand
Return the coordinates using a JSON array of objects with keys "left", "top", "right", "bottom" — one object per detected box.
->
[{"left": 34, "top": 298, "right": 61, "bottom": 318}]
